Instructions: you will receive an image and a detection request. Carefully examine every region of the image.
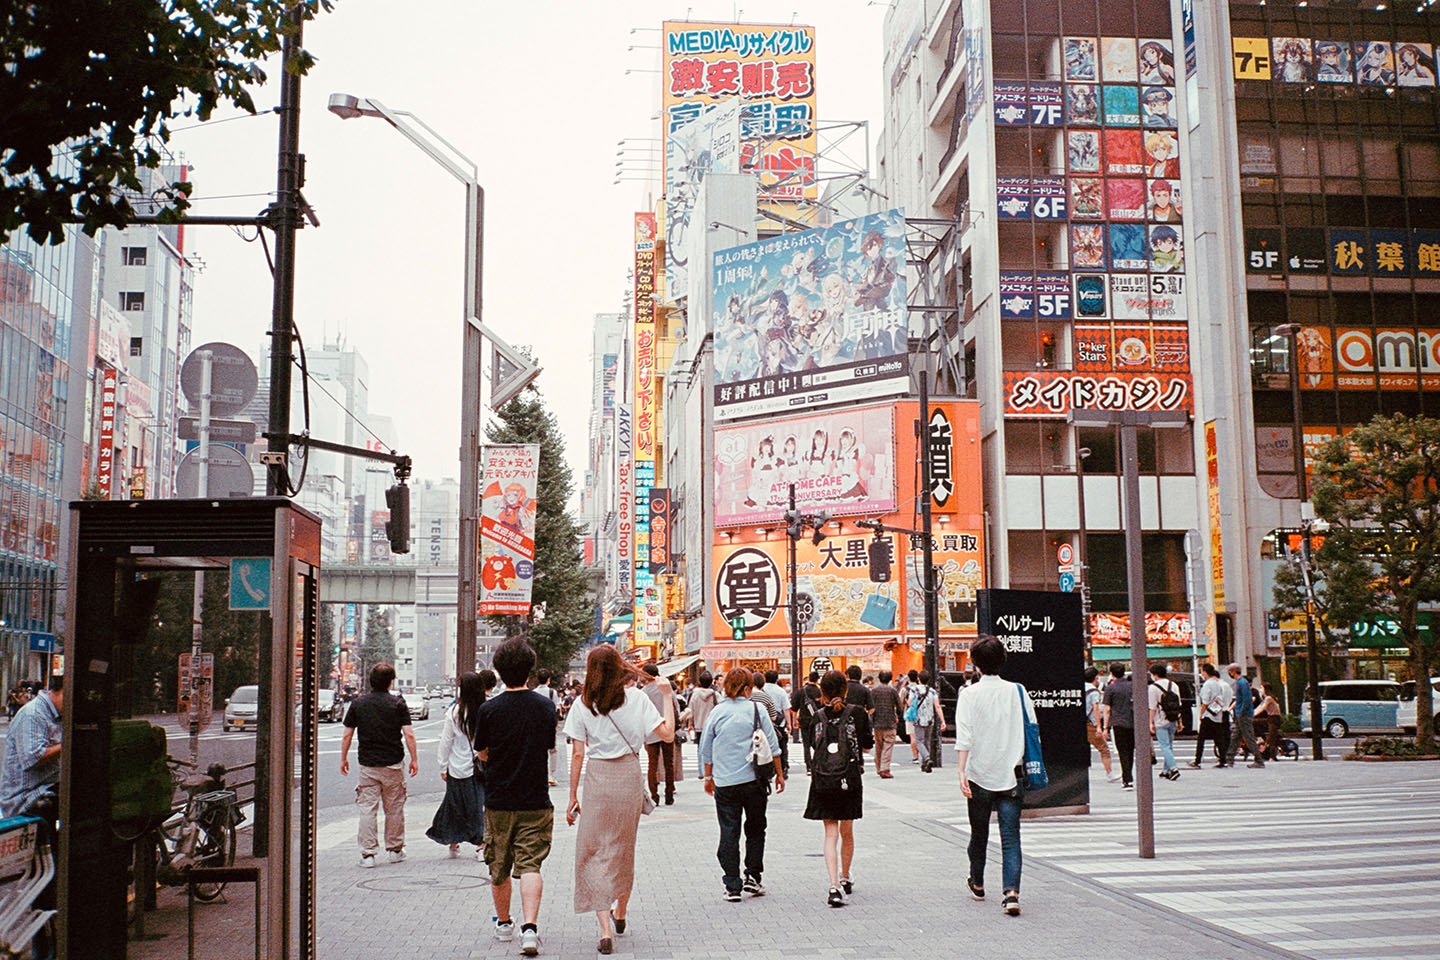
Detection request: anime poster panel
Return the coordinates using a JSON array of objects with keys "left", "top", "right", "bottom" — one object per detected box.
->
[
  {"left": 711, "top": 209, "right": 910, "bottom": 421},
  {"left": 903, "top": 532, "right": 984, "bottom": 633},
  {"left": 713, "top": 405, "right": 898, "bottom": 526},
  {"left": 1101, "top": 38, "right": 1138, "bottom": 83},
  {"left": 711, "top": 535, "right": 906, "bottom": 639},
  {"left": 1068, "top": 130, "right": 1101, "bottom": 173},
  {"left": 1066, "top": 83, "right": 1100, "bottom": 125},
  {"left": 1141, "top": 86, "right": 1176, "bottom": 128},
  {"left": 1271, "top": 38, "right": 1313, "bottom": 83},
  {"left": 478, "top": 444, "right": 540, "bottom": 615},
  {"left": 1313, "top": 40, "right": 1352, "bottom": 83},
  {"left": 1103, "top": 85, "right": 1140, "bottom": 126},
  {"left": 1139, "top": 39, "right": 1176, "bottom": 85},
  {"left": 1108, "top": 223, "right": 1149, "bottom": 271},
  {"left": 1070, "top": 177, "right": 1103, "bottom": 219},
  {"left": 1354, "top": 42, "right": 1395, "bottom": 86},
  {"left": 664, "top": 100, "right": 742, "bottom": 305},
  {"left": 1065, "top": 37, "right": 1097, "bottom": 81},
  {"left": 662, "top": 21, "right": 818, "bottom": 224},
  {"left": 1104, "top": 129, "right": 1145, "bottom": 175},
  {"left": 1106, "top": 179, "right": 1146, "bottom": 221},
  {"left": 1396, "top": 43, "right": 1437, "bottom": 87}
]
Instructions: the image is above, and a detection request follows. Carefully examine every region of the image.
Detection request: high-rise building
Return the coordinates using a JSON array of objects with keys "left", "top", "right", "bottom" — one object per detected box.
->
[
  {"left": 880, "top": 0, "right": 1209, "bottom": 671},
  {"left": 583, "top": 313, "right": 628, "bottom": 628}
]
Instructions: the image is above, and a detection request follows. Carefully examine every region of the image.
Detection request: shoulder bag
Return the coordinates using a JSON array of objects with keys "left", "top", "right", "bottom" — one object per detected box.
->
[
  {"left": 748, "top": 703, "right": 776, "bottom": 783},
  {"left": 607, "top": 709, "right": 657, "bottom": 815},
  {"left": 1017, "top": 684, "right": 1048, "bottom": 790}
]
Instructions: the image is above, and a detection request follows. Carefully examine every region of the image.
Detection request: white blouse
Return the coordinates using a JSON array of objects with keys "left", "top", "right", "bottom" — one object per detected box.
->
[
  {"left": 561, "top": 686, "right": 663, "bottom": 760},
  {"left": 436, "top": 704, "right": 475, "bottom": 778}
]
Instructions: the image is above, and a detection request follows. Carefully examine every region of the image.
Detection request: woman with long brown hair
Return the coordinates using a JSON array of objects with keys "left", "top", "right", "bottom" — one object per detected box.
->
[
  {"left": 426, "top": 671, "right": 488, "bottom": 858},
  {"left": 561, "top": 645, "right": 674, "bottom": 955}
]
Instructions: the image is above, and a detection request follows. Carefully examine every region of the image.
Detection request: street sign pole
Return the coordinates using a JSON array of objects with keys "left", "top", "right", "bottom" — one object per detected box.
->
[{"left": 189, "top": 349, "right": 213, "bottom": 768}]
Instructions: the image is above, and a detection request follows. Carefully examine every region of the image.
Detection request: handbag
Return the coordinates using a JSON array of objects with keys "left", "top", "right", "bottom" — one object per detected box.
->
[
  {"left": 608, "top": 713, "right": 657, "bottom": 815},
  {"left": 748, "top": 703, "right": 775, "bottom": 781},
  {"left": 1017, "top": 684, "right": 1048, "bottom": 790}
]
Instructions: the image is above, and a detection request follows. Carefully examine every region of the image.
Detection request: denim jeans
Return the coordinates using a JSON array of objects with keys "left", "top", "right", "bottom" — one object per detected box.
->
[
  {"left": 1154, "top": 722, "right": 1176, "bottom": 772},
  {"left": 714, "top": 779, "right": 768, "bottom": 892},
  {"left": 966, "top": 781, "right": 1023, "bottom": 894}
]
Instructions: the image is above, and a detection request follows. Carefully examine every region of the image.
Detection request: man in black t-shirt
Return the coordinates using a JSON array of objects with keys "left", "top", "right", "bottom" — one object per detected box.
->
[
  {"left": 340, "top": 662, "right": 418, "bottom": 866},
  {"left": 791, "top": 672, "right": 823, "bottom": 774},
  {"left": 474, "top": 637, "right": 555, "bottom": 956}
]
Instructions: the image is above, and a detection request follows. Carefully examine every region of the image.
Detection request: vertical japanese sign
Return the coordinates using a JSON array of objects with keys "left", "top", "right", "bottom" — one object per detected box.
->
[
  {"left": 97, "top": 367, "right": 118, "bottom": 499},
  {"left": 633, "top": 213, "right": 658, "bottom": 636},
  {"left": 1205, "top": 420, "right": 1225, "bottom": 608},
  {"left": 478, "top": 444, "right": 540, "bottom": 616},
  {"left": 649, "top": 488, "right": 671, "bottom": 575},
  {"left": 664, "top": 99, "right": 742, "bottom": 305},
  {"left": 662, "top": 20, "right": 818, "bottom": 226},
  {"left": 615, "top": 405, "right": 633, "bottom": 599}
]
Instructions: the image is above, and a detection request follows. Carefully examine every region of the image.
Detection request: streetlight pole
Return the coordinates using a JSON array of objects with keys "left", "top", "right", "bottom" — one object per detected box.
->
[
  {"left": 265, "top": 16, "right": 304, "bottom": 497},
  {"left": 1274, "top": 323, "right": 1325, "bottom": 760},
  {"left": 1070, "top": 408, "right": 1188, "bottom": 859}
]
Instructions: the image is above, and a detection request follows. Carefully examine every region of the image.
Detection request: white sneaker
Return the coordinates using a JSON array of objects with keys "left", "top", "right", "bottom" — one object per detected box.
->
[
  {"left": 494, "top": 919, "right": 515, "bottom": 942},
  {"left": 520, "top": 927, "right": 540, "bottom": 956},
  {"left": 447, "top": 846, "right": 460, "bottom": 859},
  {"left": 387, "top": 849, "right": 407, "bottom": 864},
  {"left": 1105, "top": 773, "right": 1120, "bottom": 782},
  {"left": 359, "top": 853, "right": 376, "bottom": 869},
  {"left": 474, "top": 847, "right": 485, "bottom": 861}
]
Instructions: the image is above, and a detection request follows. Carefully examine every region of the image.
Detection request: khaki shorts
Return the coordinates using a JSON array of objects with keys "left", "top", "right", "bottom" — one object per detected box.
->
[{"left": 484, "top": 808, "right": 554, "bottom": 884}]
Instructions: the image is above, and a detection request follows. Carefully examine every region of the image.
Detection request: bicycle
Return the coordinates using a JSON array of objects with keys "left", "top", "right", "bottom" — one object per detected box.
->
[
  {"left": 0, "top": 815, "right": 57, "bottom": 959},
  {"left": 128, "top": 757, "right": 244, "bottom": 921}
]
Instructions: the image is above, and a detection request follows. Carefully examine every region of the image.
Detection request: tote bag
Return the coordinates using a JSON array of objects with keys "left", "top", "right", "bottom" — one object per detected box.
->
[{"left": 1017, "top": 684, "right": 1048, "bottom": 790}]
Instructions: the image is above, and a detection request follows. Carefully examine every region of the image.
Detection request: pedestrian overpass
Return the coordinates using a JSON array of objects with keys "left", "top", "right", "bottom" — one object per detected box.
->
[{"left": 317, "top": 565, "right": 416, "bottom": 604}]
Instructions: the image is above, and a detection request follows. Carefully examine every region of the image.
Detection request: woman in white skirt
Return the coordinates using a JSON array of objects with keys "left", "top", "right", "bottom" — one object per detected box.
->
[{"left": 562, "top": 645, "right": 675, "bottom": 955}]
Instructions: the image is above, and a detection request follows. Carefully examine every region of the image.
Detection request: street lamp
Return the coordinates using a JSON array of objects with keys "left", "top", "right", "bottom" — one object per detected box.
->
[
  {"left": 1068, "top": 407, "right": 1188, "bottom": 860},
  {"left": 327, "top": 93, "right": 540, "bottom": 679},
  {"left": 1272, "top": 322, "right": 1325, "bottom": 761}
]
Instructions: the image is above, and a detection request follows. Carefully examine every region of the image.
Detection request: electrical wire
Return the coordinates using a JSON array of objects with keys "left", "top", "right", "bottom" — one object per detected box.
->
[{"left": 286, "top": 319, "right": 312, "bottom": 497}]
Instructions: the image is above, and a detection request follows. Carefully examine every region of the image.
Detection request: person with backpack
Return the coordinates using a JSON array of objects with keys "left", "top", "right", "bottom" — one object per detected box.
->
[
  {"left": 904, "top": 670, "right": 945, "bottom": 773},
  {"left": 804, "top": 670, "right": 874, "bottom": 907},
  {"left": 955, "top": 635, "right": 1038, "bottom": 918},
  {"left": 1147, "top": 663, "right": 1182, "bottom": 781},
  {"left": 791, "top": 672, "right": 823, "bottom": 774},
  {"left": 699, "top": 667, "right": 784, "bottom": 903}
]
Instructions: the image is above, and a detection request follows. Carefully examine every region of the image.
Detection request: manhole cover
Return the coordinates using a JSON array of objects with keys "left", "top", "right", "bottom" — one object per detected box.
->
[{"left": 357, "top": 873, "right": 490, "bottom": 892}]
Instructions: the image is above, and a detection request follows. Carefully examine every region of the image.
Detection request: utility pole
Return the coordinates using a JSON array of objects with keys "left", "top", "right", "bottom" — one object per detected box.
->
[
  {"left": 919, "top": 307, "right": 940, "bottom": 768},
  {"left": 789, "top": 484, "right": 800, "bottom": 687},
  {"left": 457, "top": 182, "right": 484, "bottom": 675},
  {"left": 189, "top": 350, "right": 212, "bottom": 768},
  {"left": 265, "top": 13, "right": 304, "bottom": 497}
]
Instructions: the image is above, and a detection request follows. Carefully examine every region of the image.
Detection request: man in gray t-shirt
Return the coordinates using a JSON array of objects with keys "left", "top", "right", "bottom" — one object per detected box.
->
[{"left": 869, "top": 671, "right": 902, "bottom": 778}]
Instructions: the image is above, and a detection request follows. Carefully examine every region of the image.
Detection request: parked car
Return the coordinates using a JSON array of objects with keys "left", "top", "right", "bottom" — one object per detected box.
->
[
  {"left": 1399, "top": 678, "right": 1440, "bottom": 733},
  {"left": 1302, "top": 680, "right": 1410, "bottom": 738},
  {"left": 401, "top": 691, "right": 429, "bottom": 721},
  {"left": 318, "top": 688, "right": 343, "bottom": 722},
  {"left": 223, "top": 685, "right": 259, "bottom": 731}
]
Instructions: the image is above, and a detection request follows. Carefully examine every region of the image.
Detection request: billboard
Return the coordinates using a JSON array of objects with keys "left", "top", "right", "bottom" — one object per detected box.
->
[
  {"left": 1003, "top": 370, "right": 1192, "bottom": 418},
  {"left": 664, "top": 99, "right": 742, "bottom": 304},
  {"left": 97, "top": 367, "right": 118, "bottom": 499},
  {"left": 1089, "top": 611, "right": 1194, "bottom": 646},
  {"left": 615, "top": 405, "right": 633, "bottom": 599},
  {"left": 662, "top": 21, "right": 817, "bottom": 224},
  {"left": 478, "top": 444, "right": 540, "bottom": 615},
  {"left": 1284, "top": 325, "right": 1440, "bottom": 391},
  {"left": 902, "top": 531, "right": 984, "bottom": 633},
  {"left": 713, "top": 404, "right": 898, "bottom": 526},
  {"left": 712, "top": 208, "right": 910, "bottom": 421},
  {"left": 634, "top": 212, "right": 658, "bottom": 632},
  {"left": 649, "top": 488, "right": 671, "bottom": 575}
]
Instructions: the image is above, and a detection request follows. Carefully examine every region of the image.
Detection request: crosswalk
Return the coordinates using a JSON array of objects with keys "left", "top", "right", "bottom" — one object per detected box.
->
[{"left": 933, "top": 771, "right": 1440, "bottom": 959}]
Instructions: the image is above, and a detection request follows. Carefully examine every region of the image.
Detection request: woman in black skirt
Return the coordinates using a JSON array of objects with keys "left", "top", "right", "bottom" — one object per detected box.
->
[
  {"left": 804, "top": 669, "right": 873, "bottom": 907},
  {"left": 427, "top": 672, "right": 488, "bottom": 858}
]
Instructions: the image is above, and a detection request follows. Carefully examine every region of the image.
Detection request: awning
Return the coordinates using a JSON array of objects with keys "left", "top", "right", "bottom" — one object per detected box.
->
[
  {"left": 603, "top": 619, "right": 633, "bottom": 636},
  {"left": 656, "top": 654, "right": 702, "bottom": 677}
]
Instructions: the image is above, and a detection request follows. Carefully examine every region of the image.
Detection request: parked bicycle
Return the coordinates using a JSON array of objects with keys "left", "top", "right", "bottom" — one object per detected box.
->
[
  {"left": 127, "top": 756, "right": 244, "bottom": 920},
  {"left": 0, "top": 815, "right": 57, "bottom": 959}
]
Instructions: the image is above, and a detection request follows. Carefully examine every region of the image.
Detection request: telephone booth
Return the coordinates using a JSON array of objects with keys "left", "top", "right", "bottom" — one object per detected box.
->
[{"left": 58, "top": 498, "right": 321, "bottom": 959}]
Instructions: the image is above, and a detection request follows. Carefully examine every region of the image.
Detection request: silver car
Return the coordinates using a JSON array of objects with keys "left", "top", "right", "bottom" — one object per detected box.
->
[
  {"left": 223, "top": 685, "right": 259, "bottom": 731},
  {"left": 401, "top": 692, "right": 429, "bottom": 721}
]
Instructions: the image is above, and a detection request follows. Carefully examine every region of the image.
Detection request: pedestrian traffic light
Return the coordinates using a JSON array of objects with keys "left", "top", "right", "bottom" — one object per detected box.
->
[
  {"left": 385, "top": 482, "right": 410, "bottom": 554},
  {"left": 731, "top": 616, "right": 746, "bottom": 641},
  {"left": 867, "top": 535, "right": 891, "bottom": 583}
]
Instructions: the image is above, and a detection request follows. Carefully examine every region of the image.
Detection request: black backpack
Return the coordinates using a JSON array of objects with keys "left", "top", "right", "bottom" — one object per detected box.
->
[
  {"left": 1152, "top": 680, "right": 1183, "bottom": 724},
  {"left": 811, "top": 707, "right": 856, "bottom": 794},
  {"left": 799, "top": 687, "right": 824, "bottom": 726}
]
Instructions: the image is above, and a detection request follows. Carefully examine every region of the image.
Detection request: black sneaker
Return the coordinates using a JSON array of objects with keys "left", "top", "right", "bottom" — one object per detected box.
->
[
  {"left": 966, "top": 877, "right": 985, "bottom": 901},
  {"left": 1003, "top": 892, "right": 1021, "bottom": 916},
  {"left": 839, "top": 877, "right": 853, "bottom": 896},
  {"left": 742, "top": 874, "right": 765, "bottom": 896},
  {"left": 723, "top": 888, "right": 741, "bottom": 903},
  {"left": 827, "top": 887, "right": 845, "bottom": 908}
]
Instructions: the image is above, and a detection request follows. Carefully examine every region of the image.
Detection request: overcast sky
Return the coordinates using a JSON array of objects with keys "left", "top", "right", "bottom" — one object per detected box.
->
[{"left": 181, "top": 0, "right": 886, "bottom": 498}]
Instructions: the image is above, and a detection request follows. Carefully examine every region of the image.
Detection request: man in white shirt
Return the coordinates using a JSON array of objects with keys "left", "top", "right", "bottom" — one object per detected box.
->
[
  {"left": 1188, "top": 662, "right": 1232, "bottom": 768},
  {"left": 533, "top": 669, "right": 562, "bottom": 786},
  {"left": 955, "top": 635, "right": 1036, "bottom": 918}
]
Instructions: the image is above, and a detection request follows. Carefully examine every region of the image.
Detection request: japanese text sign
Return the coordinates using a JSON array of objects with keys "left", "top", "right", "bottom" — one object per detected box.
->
[{"left": 479, "top": 444, "right": 540, "bottom": 616}]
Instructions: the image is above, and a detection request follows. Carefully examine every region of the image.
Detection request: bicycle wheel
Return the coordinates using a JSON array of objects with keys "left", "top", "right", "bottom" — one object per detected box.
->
[{"left": 189, "top": 816, "right": 235, "bottom": 902}]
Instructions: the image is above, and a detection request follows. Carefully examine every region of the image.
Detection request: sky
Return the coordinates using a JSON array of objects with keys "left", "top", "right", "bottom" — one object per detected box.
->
[{"left": 180, "top": 0, "right": 887, "bottom": 498}]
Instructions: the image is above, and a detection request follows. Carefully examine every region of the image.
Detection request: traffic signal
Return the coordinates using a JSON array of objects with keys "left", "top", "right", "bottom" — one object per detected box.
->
[
  {"left": 385, "top": 483, "right": 410, "bottom": 554},
  {"left": 731, "top": 616, "right": 746, "bottom": 641},
  {"left": 784, "top": 508, "right": 803, "bottom": 541},
  {"left": 867, "top": 536, "right": 891, "bottom": 583},
  {"left": 810, "top": 511, "right": 830, "bottom": 546}
]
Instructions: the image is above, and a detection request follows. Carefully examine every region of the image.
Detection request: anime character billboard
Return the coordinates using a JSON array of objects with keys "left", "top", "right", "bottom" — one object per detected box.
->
[
  {"left": 711, "top": 208, "right": 910, "bottom": 421},
  {"left": 664, "top": 99, "right": 741, "bottom": 305},
  {"left": 714, "top": 404, "right": 898, "bottom": 527},
  {"left": 478, "top": 444, "right": 540, "bottom": 615}
]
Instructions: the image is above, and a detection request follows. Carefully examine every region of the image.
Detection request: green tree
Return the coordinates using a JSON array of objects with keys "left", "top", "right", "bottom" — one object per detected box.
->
[
  {"left": 484, "top": 393, "right": 591, "bottom": 675},
  {"left": 358, "top": 606, "right": 394, "bottom": 676},
  {"left": 1278, "top": 414, "right": 1440, "bottom": 748},
  {"left": 1, "top": 0, "right": 332, "bottom": 245},
  {"left": 317, "top": 603, "right": 337, "bottom": 685}
]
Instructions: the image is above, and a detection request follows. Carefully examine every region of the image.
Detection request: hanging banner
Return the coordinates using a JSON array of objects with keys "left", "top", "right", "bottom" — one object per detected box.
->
[
  {"left": 615, "top": 405, "right": 633, "bottom": 599},
  {"left": 713, "top": 404, "right": 898, "bottom": 526},
  {"left": 1206, "top": 420, "right": 1225, "bottom": 609},
  {"left": 712, "top": 208, "right": 911, "bottom": 421},
  {"left": 97, "top": 367, "right": 118, "bottom": 499},
  {"left": 478, "top": 444, "right": 540, "bottom": 615},
  {"left": 662, "top": 20, "right": 818, "bottom": 227},
  {"left": 649, "top": 488, "right": 672, "bottom": 575},
  {"left": 664, "top": 99, "right": 742, "bottom": 305},
  {"left": 634, "top": 213, "right": 658, "bottom": 631}
]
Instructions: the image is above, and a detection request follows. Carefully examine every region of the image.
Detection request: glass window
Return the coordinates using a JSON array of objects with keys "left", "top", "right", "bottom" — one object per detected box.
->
[
  {"left": 122, "top": 247, "right": 147, "bottom": 266},
  {"left": 1005, "top": 421, "right": 1042, "bottom": 473},
  {"left": 120, "top": 291, "right": 144, "bottom": 311}
]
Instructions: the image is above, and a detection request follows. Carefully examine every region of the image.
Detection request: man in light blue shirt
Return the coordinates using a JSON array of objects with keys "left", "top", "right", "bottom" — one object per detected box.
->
[
  {"left": 699, "top": 669, "right": 784, "bottom": 901},
  {"left": 0, "top": 676, "right": 62, "bottom": 819}
]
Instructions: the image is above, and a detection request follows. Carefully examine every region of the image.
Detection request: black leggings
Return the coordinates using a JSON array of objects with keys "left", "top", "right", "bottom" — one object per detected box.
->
[{"left": 1195, "top": 715, "right": 1230, "bottom": 765}]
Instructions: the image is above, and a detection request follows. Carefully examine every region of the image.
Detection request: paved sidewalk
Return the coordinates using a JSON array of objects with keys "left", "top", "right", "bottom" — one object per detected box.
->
[{"left": 311, "top": 746, "right": 1270, "bottom": 960}]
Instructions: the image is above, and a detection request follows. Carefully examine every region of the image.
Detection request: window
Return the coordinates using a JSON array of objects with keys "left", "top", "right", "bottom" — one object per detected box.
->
[
  {"left": 129, "top": 337, "right": 142, "bottom": 357},
  {"left": 120, "top": 291, "right": 145, "bottom": 311},
  {"left": 121, "top": 247, "right": 147, "bottom": 266}
]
